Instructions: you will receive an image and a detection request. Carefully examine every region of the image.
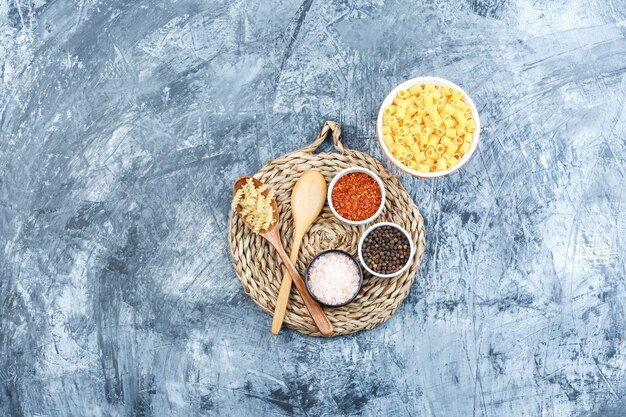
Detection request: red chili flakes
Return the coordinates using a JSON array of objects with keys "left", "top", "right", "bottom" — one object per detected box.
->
[{"left": 331, "top": 172, "right": 382, "bottom": 221}]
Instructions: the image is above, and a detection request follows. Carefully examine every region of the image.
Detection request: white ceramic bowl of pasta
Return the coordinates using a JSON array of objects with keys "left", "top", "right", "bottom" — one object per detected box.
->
[{"left": 376, "top": 76, "right": 480, "bottom": 178}]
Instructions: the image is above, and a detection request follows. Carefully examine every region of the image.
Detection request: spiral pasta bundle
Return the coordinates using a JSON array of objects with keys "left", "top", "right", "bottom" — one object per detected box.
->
[{"left": 232, "top": 178, "right": 276, "bottom": 233}]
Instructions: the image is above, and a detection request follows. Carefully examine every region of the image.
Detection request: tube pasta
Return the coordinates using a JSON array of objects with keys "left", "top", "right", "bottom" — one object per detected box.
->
[
  {"left": 382, "top": 82, "right": 476, "bottom": 172},
  {"left": 409, "top": 84, "right": 422, "bottom": 95},
  {"left": 466, "top": 118, "right": 476, "bottom": 132},
  {"left": 454, "top": 110, "right": 467, "bottom": 127},
  {"left": 447, "top": 156, "right": 459, "bottom": 168},
  {"left": 398, "top": 89, "right": 410, "bottom": 99},
  {"left": 397, "top": 145, "right": 410, "bottom": 156},
  {"left": 441, "top": 137, "right": 453, "bottom": 147},
  {"left": 383, "top": 134, "right": 394, "bottom": 148},
  {"left": 442, "top": 104, "right": 456, "bottom": 115},
  {"left": 423, "top": 92, "right": 433, "bottom": 106}
]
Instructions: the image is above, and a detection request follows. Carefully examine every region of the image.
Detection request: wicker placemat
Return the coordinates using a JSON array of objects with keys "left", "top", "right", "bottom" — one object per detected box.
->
[{"left": 228, "top": 121, "right": 426, "bottom": 336}]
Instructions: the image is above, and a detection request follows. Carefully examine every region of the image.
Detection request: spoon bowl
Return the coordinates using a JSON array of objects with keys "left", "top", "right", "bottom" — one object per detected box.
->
[{"left": 232, "top": 176, "right": 279, "bottom": 234}]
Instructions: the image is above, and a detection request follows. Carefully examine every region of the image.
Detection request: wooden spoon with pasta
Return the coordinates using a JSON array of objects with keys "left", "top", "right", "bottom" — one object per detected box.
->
[{"left": 232, "top": 176, "right": 333, "bottom": 336}]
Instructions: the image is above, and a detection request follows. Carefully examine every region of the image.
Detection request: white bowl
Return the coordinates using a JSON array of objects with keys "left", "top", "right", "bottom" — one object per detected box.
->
[
  {"left": 376, "top": 76, "right": 481, "bottom": 178},
  {"left": 358, "top": 222, "right": 415, "bottom": 278},
  {"left": 327, "top": 167, "right": 386, "bottom": 226}
]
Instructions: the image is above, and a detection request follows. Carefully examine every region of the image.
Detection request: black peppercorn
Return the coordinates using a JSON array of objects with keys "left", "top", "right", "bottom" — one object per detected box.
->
[{"left": 362, "top": 225, "right": 411, "bottom": 275}]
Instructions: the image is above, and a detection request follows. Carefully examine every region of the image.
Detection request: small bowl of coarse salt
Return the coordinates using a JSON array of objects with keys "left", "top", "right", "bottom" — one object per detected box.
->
[{"left": 305, "top": 250, "right": 363, "bottom": 307}]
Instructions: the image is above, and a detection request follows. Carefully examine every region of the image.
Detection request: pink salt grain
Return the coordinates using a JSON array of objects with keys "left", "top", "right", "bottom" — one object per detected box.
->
[{"left": 307, "top": 252, "right": 360, "bottom": 306}]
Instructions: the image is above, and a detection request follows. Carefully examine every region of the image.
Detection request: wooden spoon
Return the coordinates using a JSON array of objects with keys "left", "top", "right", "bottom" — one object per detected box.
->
[
  {"left": 232, "top": 176, "right": 333, "bottom": 336},
  {"left": 271, "top": 170, "right": 327, "bottom": 335}
]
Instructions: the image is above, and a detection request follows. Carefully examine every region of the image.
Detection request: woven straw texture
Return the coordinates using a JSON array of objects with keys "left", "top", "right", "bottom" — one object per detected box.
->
[{"left": 228, "top": 121, "right": 426, "bottom": 336}]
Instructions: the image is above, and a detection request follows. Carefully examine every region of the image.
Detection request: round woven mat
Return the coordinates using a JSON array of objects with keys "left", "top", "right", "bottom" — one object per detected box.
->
[{"left": 228, "top": 121, "right": 426, "bottom": 336}]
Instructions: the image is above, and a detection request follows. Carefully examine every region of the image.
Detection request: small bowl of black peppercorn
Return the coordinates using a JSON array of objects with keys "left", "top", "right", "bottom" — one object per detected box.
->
[{"left": 358, "top": 222, "right": 415, "bottom": 278}]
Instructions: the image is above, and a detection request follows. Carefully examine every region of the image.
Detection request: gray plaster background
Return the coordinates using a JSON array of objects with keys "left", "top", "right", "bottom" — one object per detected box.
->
[{"left": 1, "top": 0, "right": 626, "bottom": 416}]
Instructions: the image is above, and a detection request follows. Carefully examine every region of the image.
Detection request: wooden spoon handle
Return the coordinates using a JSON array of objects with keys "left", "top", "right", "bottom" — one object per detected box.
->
[
  {"left": 271, "top": 233, "right": 302, "bottom": 335},
  {"left": 268, "top": 237, "right": 332, "bottom": 336}
]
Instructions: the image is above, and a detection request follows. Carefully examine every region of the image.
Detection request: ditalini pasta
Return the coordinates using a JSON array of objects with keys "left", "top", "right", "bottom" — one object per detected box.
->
[
  {"left": 382, "top": 83, "right": 475, "bottom": 173},
  {"left": 232, "top": 178, "right": 276, "bottom": 233}
]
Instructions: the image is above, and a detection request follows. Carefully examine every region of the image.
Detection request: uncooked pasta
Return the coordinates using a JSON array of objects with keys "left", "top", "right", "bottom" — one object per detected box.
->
[{"left": 232, "top": 178, "right": 275, "bottom": 233}]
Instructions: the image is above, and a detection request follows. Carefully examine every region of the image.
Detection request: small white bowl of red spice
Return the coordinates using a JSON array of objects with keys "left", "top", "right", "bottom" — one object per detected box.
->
[{"left": 327, "top": 167, "right": 385, "bottom": 225}]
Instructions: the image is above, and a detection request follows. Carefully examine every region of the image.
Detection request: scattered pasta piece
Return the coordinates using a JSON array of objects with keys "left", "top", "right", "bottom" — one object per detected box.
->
[
  {"left": 383, "top": 83, "right": 475, "bottom": 172},
  {"left": 232, "top": 178, "right": 276, "bottom": 233}
]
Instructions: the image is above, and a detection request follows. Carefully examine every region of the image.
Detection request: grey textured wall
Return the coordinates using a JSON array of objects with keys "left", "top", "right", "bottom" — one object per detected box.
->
[{"left": 1, "top": 0, "right": 625, "bottom": 416}]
